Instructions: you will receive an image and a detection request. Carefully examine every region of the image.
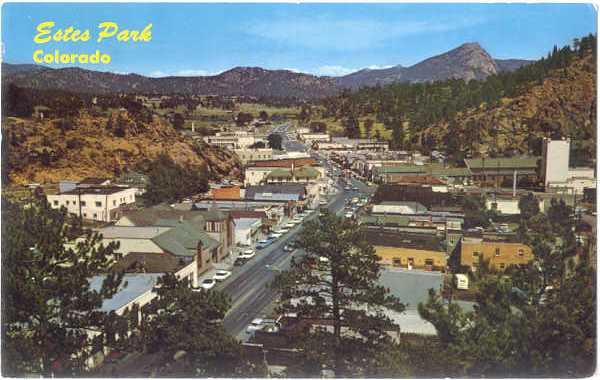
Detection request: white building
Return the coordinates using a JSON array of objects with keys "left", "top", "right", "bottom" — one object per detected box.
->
[
  {"left": 203, "top": 131, "right": 266, "bottom": 149},
  {"left": 47, "top": 186, "right": 137, "bottom": 222},
  {"left": 234, "top": 148, "right": 273, "bottom": 165},
  {"left": 234, "top": 218, "right": 262, "bottom": 246},
  {"left": 542, "top": 138, "right": 570, "bottom": 188},
  {"left": 299, "top": 133, "right": 331, "bottom": 144}
]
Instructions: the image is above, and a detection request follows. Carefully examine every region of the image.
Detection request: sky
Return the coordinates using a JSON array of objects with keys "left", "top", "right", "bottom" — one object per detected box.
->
[{"left": 2, "top": 3, "right": 597, "bottom": 77}]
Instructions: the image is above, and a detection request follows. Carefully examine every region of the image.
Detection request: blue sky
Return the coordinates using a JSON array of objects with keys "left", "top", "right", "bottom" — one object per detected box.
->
[{"left": 2, "top": 3, "right": 597, "bottom": 77}]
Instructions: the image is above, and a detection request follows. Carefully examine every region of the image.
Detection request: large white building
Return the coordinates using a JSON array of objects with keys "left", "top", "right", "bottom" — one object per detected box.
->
[
  {"left": 47, "top": 186, "right": 137, "bottom": 222},
  {"left": 541, "top": 137, "right": 596, "bottom": 194},
  {"left": 203, "top": 131, "right": 266, "bottom": 149},
  {"left": 542, "top": 138, "right": 571, "bottom": 187}
]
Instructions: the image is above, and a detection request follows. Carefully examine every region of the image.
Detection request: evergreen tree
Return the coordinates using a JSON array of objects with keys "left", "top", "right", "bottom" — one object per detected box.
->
[
  {"left": 144, "top": 153, "right": 208, "bottom": 205},
  {"left": 137, "top": 274, "right": 266, "bottom": 377},
  {"left": 2, "top": 199, "right": 125, "bottom": 376},
  {"left": 273, "top": 213, "right": 405, "bottom": 376}
]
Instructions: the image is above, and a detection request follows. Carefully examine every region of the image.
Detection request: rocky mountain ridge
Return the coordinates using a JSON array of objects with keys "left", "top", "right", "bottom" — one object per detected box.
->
[{"left": 3, "top": 42, "right": 531, "bottom": 98}]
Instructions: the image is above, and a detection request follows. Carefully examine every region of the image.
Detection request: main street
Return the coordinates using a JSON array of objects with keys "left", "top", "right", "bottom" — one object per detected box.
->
[{"left": 219, "top": 124, "right": 373, "bottom": 339}]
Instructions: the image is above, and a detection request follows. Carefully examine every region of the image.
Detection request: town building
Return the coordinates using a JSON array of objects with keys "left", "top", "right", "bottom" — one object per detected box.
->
[
  {"left": 365, "top": 230, "right": 447, "bottom": 271},
  {"left": 299, "top": 133, "right": 331, "bottom": 144},
  {"left": 460, "top": 232, "right": 534, "bottom": 272},
  {"left": 47, "top": 186, "right": 137, "bottom": 222},
  {"left": 234, "top": 148, "right": 274, "bottom": 165},
  {"left": 203, "top": 131, "right": 266, "bottom": 149},
  {"left": 464, "top": 157, "right": 539, "bottom": 186}
]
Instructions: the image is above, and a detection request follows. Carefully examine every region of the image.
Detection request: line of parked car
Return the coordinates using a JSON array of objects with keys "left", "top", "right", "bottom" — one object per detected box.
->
[{"left": 193, "top": 269, "right": 233, "bottom": 291}]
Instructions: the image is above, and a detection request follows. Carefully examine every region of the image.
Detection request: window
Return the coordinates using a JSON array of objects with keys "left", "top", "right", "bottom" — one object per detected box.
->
[
  {"left": 53, "top": 200, "right": 59, "bottom": 206},
  {"left": 495, "top": 248, "right": 500, "bottom": 256},
  {"left": 95, "top": 201, "right": 102, "bottom": 207},
  {"left": 83, "top": 213, "right": 87, "bottom": 218},
  {"left": 66, "top": 200, "right": 70, "bottom": 206},
  {"left": 93, "top": 213, "right": 97, "bottom": 219},
  {"left": 518, "top": 249, "right": 524, "bottom": 257},
  {"left": 113, "top": 200, "right": 117, "bottom": 206},
  {"left": 472, "top": 252, "right": 479, "bottom": 257},
  {"left": 392, "top": 258, "right": 402, "bottom": 267},
  {"left": 425, "top": 259, "right": 434, "bottom": 266},
  {"left": 499, "top": 263, "right": 505, "bottom": 269},
  {"left": 81, "top": 201, "right": 86, "bottom": 206}
]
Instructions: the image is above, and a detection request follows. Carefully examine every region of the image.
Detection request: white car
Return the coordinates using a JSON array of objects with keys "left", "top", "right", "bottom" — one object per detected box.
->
[
  {"left": 246, "top": 318, "right": 265, "bottom": 333},
  {"left": 285, "top": 222, "right": 296, "bottom": 228},
  {"left": 200, "top": 278, "right": 216, "bottom": 290},
  {"left": 345, "top": 212, "right": 353, "bottom": 218},
  {"left": 213, "top": 270, "right": 232, "bottom": 281},
  {"left": 239, "top": 249, "right": 256, "bottom": 259},
  {"left": 277, "top": 228, "right": 290, "bottom": 234},
  {"left": 268, "top": 232, "right": 283, "bottom": 239}
]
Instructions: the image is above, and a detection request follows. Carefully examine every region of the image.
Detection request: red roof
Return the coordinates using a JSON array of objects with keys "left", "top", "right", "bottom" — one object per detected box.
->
[{"left": 211, "top": 186, "right": 241, "bottom": 200}]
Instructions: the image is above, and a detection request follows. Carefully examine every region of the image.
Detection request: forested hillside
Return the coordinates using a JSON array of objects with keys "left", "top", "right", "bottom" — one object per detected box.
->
[
  {"left": 318, "top": 34, "right": 596, "bottom": 165},
  {"left": 1, "top": 90, "right": 242, "bottom": 185}
]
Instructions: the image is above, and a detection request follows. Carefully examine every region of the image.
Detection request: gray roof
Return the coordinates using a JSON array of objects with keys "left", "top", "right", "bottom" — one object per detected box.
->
[
  {"left": 120, "top": 205, "right": 205, "bottom": 226},
  {"left": 89, "top": 273, "right": 161, "bottom": 312},
  {"left": 378, "top": 269, "right": 443, "bottom": 310},
  {"left": 245, "top": 184, "right": 306, "bottom": 200}
]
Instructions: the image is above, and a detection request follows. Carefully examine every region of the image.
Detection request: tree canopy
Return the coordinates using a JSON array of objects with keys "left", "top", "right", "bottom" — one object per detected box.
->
[
  {"left": 2, "top": 198, "right": 125, "bottom": 376},
  {"left": 273, "top": 213, "right": 405, "bottom": 376}
]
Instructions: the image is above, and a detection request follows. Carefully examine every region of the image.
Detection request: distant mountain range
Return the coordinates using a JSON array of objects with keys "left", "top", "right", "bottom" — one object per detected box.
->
[{"left": 2, "top": 42, "right": 532, "bottom": 98}]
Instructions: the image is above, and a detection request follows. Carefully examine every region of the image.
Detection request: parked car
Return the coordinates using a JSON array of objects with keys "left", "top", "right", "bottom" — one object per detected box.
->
[
  {"left": 246, "top": 318, "right": 265, "bottom": 333},
  {"left": 239, "top": 249, "right": 256, "bottom": 259},
  {"left": 213, "top": 270, "right": 232, "bottom": 281},
  {"left": 256, "top": 239, "right": 273, "bottom": 249},
  {"left": 283, "top": 244, "right": 295, "bottom": 252},
  {"left": 285, "top": 222, "right": 296, "bottom": 228},
  {"left": 268, "top": 232, "right": 282, "bottom": 239},
  {"left": 200, "top": 278, "right": 216, "bottom": 290}
]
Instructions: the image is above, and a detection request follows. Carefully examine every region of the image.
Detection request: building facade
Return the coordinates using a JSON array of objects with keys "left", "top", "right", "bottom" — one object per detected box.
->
[{"left": 47, "top": 186, "right": 137, "bottom": 222}]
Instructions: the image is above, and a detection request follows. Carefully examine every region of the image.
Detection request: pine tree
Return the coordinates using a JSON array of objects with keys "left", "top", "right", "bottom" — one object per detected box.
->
[
  {"left": 137, "top": 274, "right": 266, "bottom": 377},
  {"left": 2, "top": 198, "right": 125, "bottom": 376},
  {"left": 273, "top": 213, "right": 405, "bottom": 376}
]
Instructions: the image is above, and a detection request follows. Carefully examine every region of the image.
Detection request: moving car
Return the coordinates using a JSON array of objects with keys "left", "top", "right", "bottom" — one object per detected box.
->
[
  {"left": 200, "top": 278, "right": 216, "bottom": 290},
  {"left": 213, "top": 270, "right": 232, "bottom": 281}
]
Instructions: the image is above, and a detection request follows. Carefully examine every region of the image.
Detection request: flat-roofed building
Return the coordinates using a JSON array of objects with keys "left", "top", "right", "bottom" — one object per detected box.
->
[
  {"left": 365, "top": 230, "right": 447, "bottom": 272},
  {"left": 47, "top": 186, "right": 137, "bottom": 222},
  {"left": 460, "top": 232, "right": 533, "bottom": 272}
]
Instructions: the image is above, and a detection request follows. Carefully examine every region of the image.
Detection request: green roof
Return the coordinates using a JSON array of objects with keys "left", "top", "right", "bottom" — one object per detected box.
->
[
  {"left": 377, "top": 165, "right": 427, "bottom": 174},
  {"left": 465, "top": 157, "right": 539, "bottom": 170},
  {"left": 429, "top": 166, "right": 472, "bottom": 177},
  {"left": 152, "top": 221, "right": 219, "bottom": 257},
  {"left": 360, "top": 214, "right": 411, "bottom": 227},
  {"left": 377, "top": 164, "right": 470, "bottom": 177},
  {"left": 267, "top": 166, "right": 320, "bottom": 179}
]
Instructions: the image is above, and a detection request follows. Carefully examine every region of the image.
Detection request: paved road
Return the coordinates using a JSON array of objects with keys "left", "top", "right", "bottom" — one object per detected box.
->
[
  {"left": 218, "top": 124, "right": 377, "bottom": 339},
  {"left": 220, "top": 187, "right": 373, "bottom": 339}
]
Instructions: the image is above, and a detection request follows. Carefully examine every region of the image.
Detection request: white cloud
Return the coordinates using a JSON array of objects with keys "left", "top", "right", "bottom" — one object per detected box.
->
[
  {"left": 148, "top": 70, "right": 168, "bottom": 78},
  {"left": 244, "top": 16, "right": 486, "bottom": 51},
  {"left": 367, "top": 64, "right": 395, "bottom": 70},
  {"left": 176, "top": 69, "right": 211, "bottom": 76},
  {"left": 313, "top": 65, "right": 357, "bottom": 77},
  {"left": 147, "top": 69, "right": 224, "bottom": 77}
]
